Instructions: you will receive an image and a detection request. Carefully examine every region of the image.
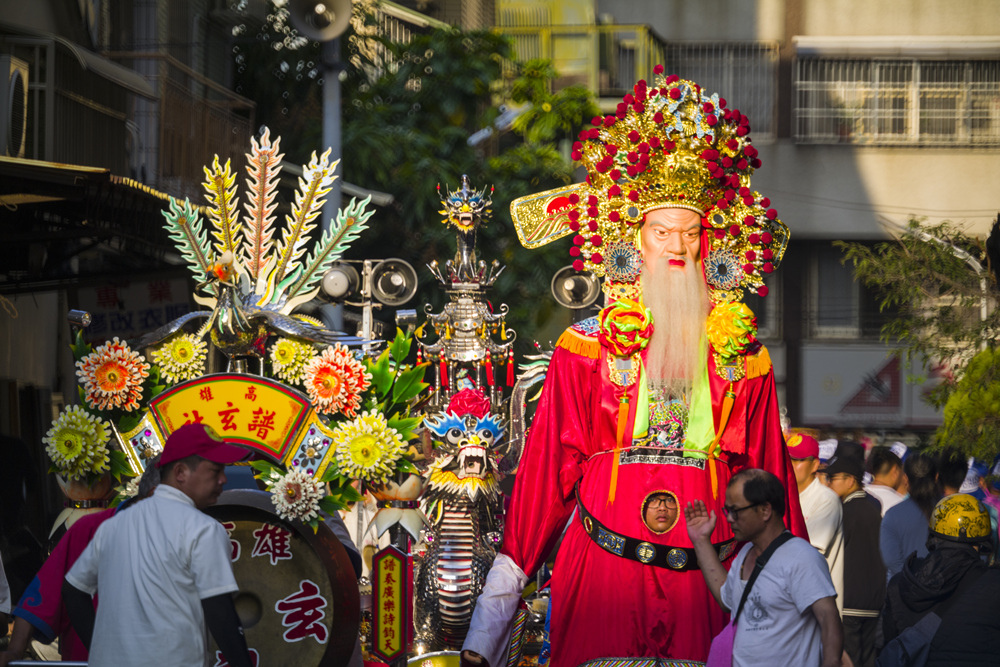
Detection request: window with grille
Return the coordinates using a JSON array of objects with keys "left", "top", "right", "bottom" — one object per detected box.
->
[
  {"left": 809, "top": 244, "right": 895, "bottom": 339},
  {"left": 664, "top": 42, "right": 779, "bottom": 141},
  {"left": 795, "top": 58, "right": 1000, "bottom": 146}
]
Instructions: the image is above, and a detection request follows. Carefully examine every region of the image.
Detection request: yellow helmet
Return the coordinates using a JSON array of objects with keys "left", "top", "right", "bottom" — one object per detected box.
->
[{"left": 929, "top": 493, "right": 992, "bottom": 542}]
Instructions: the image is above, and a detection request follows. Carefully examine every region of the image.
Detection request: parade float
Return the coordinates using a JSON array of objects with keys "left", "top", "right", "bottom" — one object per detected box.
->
[{"left": 44, "top": 130, "right": 538, "bottom": 666}]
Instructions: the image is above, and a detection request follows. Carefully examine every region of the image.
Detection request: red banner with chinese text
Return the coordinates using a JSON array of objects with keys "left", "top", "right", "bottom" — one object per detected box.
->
[{"left": 371, "top": 546, "right": 412, "bottom": 663}]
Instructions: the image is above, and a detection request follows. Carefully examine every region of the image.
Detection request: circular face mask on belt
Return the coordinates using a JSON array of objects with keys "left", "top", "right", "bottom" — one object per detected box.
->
[{"left": 642, "top": 490, "right": 680, "bottom": 534}]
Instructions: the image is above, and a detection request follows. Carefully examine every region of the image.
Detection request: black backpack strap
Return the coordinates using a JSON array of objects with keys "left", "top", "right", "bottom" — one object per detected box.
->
[{"left": 734, "top": 531, "right": 793, "bottom": 623}]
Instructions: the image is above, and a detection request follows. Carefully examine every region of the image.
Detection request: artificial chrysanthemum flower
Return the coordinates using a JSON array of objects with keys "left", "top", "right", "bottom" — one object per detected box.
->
[
  {"left": 150, "top": 333, "right": 207, "bottom": 384},
  {"left": 270, "top": 338, "right": 317, "bottom": 385},
  {"left": 706, "top": 301, "right": 758, "bottom": 362},
  {"left": 76, "top": 337, "right": 150, "bottom": 412},
  {"left": 43, "top": 405, "right": 112, "bottom": 480},
  {"left": 332, "top": 411, "right": 405, "bottom": 484},
  {"left": 270, "top": 467, "right": 326, "bottom": 524},
  {"left": 303, "top": 344, "right": 371, "bottom": 417}
]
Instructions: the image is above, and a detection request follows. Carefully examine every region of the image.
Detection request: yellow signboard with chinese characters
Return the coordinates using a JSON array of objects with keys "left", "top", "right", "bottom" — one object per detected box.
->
[
  {"left": 372, "top": 546, "right": 412, "bottom": 662},
  {"left": 149, "top": 374, "right": 311, "bottom": 461}
]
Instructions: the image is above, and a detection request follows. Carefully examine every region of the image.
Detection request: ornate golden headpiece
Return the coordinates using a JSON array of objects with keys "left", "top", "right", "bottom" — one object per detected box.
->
[{"left": 511, "top": 68, "right": 789, "bottom": 304}]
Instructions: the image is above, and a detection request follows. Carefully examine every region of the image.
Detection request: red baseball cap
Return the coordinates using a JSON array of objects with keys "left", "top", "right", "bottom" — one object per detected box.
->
[
  {"left": 157, "top": 423, "right": 250, "bottom": 467},
  {"left": 786, "top": 433, "right": 819, "bottom": 460}
]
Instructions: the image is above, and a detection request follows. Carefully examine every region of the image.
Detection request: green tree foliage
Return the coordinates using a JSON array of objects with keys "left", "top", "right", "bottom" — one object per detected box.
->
[
  {"left": 938, "top": 347, "right": 1000, "bottom": 462},
  {"left": 837, "top": 219, "right": 1000, "bottom": 460},
  {"left": 341, "top": 26, "right": 599, "bottom": 349},
  {"left": 508, "top": 59, "right": 598, "bottom": 146}
]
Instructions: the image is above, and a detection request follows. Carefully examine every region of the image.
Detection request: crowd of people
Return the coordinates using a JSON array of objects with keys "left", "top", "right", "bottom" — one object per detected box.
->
[
  {"left": 785, "top": 434, "right": 1000, "bottom": 667},
  {"left": 3, "top": 429, "right": 997, "bottom": 667}
]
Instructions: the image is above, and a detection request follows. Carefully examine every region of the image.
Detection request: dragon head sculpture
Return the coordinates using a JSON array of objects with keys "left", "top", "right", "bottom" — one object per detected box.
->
[{"left": 422, "top": 388, "right": 504, "bottom": 504}]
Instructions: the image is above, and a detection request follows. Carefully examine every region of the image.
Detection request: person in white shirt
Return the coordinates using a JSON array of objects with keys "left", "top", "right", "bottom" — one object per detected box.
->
[
  {"left": 864, "top": 447, "right": 905, "bottom": 516},
  {"left": 63, "top": 423, "right": 254, "bottom": 667},
  {"left": 787, "top": 433, "right": 844, "bottom": 614},
  {"left": 685, "top": 468, "right": 843, "bottom": 667}
]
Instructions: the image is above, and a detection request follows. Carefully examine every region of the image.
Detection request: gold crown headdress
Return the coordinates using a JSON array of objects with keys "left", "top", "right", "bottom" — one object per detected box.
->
[{"left": 511, "top": 68, "right": 789, "bottom": 304}]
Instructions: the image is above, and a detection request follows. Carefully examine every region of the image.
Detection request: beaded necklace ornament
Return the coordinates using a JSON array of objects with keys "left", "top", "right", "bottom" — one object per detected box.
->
[{"left": 648, "top": 382, "right": 691, "bottom": 449}]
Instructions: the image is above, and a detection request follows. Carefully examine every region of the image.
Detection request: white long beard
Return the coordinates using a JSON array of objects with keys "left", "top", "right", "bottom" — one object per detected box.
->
[{"left": 642, "top": 258, "right": 709, "bottom": 395}]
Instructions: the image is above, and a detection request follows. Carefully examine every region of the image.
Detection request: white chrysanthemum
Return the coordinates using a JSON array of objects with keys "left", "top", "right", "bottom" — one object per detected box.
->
[
  {"left": 123, "top": 475, "right": 141, "bottom": 499},
  {"left": 150, "top": 333, "right": 208, "bottom": 384},
  {"left": 43, "top": 405, "right": 112, "bottom": 480},
  {"left": 270, "top": 468, "right": 326, "bottom": 523},
  {"left": 270, "top": 338, "right": 316, "bottom": 385},
  {"left": 332, "top": 410, "right": 405, "bottom": 484}
]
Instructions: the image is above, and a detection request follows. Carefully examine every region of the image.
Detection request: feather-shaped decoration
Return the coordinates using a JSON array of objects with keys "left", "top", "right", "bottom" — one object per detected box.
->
[
  {"left": 203, "top": 156, "right": 243, "bottom": 259},
  {"left": 163, "top": 198, "right": 214, "bottom": 296},
  {"left": 242, "top": 128, "right": 283, "bottom": 289},
  {"left": 272, "top": 149, "right": 337, "bottom": 287},
  {"left": 157, "top": 132, "right": 374, "bottom": 356},
  {"left": 282, "top": 196, "right": 375, "bottom": 312}
]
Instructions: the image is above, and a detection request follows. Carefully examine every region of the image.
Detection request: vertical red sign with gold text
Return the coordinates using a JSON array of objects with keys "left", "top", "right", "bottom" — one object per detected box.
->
[{"left": 371, "top": 546, "right": 412, "bottom": 663}]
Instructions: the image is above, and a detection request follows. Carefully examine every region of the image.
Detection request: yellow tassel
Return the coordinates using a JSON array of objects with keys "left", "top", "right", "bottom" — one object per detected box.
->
[
  {"left": 707, "top": 387, "right": 736, "bottom": 499},
  {"left": 609, "top": 396, "right": 630, "bottom": 504},
  {"left": 745, "top": 346, "right": 772, "bottom": 379},
  {"left": 501, "top": 323, "right": 507, "bottom": 340},
  {"left": 555, "top": 328, "right": 600, "bottom": 359}
]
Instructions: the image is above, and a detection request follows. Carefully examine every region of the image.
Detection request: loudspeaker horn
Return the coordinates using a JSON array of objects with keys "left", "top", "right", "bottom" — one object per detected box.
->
[
  {"left": 371, "top": 258, "right": 418, "bottom": 306},
  {"left": 550, "top": 265, "right": 600, "bottom": 309},
  {"left": 321, "top": 261, "right": 360, "bottom": 300},
  {"left": 289, "top": 0, "right": 352, "bottom": 42}
]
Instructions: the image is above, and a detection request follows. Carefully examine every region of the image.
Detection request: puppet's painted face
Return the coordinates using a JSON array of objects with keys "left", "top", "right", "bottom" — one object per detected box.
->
[{"left": 641, "top": 207, "right": 702, "bottom": 272}]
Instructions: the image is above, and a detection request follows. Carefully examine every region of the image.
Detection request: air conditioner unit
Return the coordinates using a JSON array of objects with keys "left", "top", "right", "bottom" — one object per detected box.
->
[{"left": 0, "top": 55, "right": 29, "bottom": 158}]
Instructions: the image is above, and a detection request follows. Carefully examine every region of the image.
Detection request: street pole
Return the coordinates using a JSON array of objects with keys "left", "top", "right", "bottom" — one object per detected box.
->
[{"left": 322, "top": 37, "right": 342, "bottom": 233}]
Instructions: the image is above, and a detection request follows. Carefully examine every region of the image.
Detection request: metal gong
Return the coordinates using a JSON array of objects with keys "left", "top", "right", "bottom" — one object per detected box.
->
[{"left": 205, "top": 489, "right": 360, "bottom": 666}]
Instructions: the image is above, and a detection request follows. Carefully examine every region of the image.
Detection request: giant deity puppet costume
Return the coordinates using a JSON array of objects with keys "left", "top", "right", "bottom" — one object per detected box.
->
[{"left": 461, "top": 69, "right": 808, "bottom": 667}]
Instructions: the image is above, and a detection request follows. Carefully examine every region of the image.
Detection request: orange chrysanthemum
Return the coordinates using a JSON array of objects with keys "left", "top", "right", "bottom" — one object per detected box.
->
[
  {"left": 303, "top": 344, "right": 371, "bottom": 417},
  {"left": 75, "top": 337, "right": 150, "bottom": 412}
]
